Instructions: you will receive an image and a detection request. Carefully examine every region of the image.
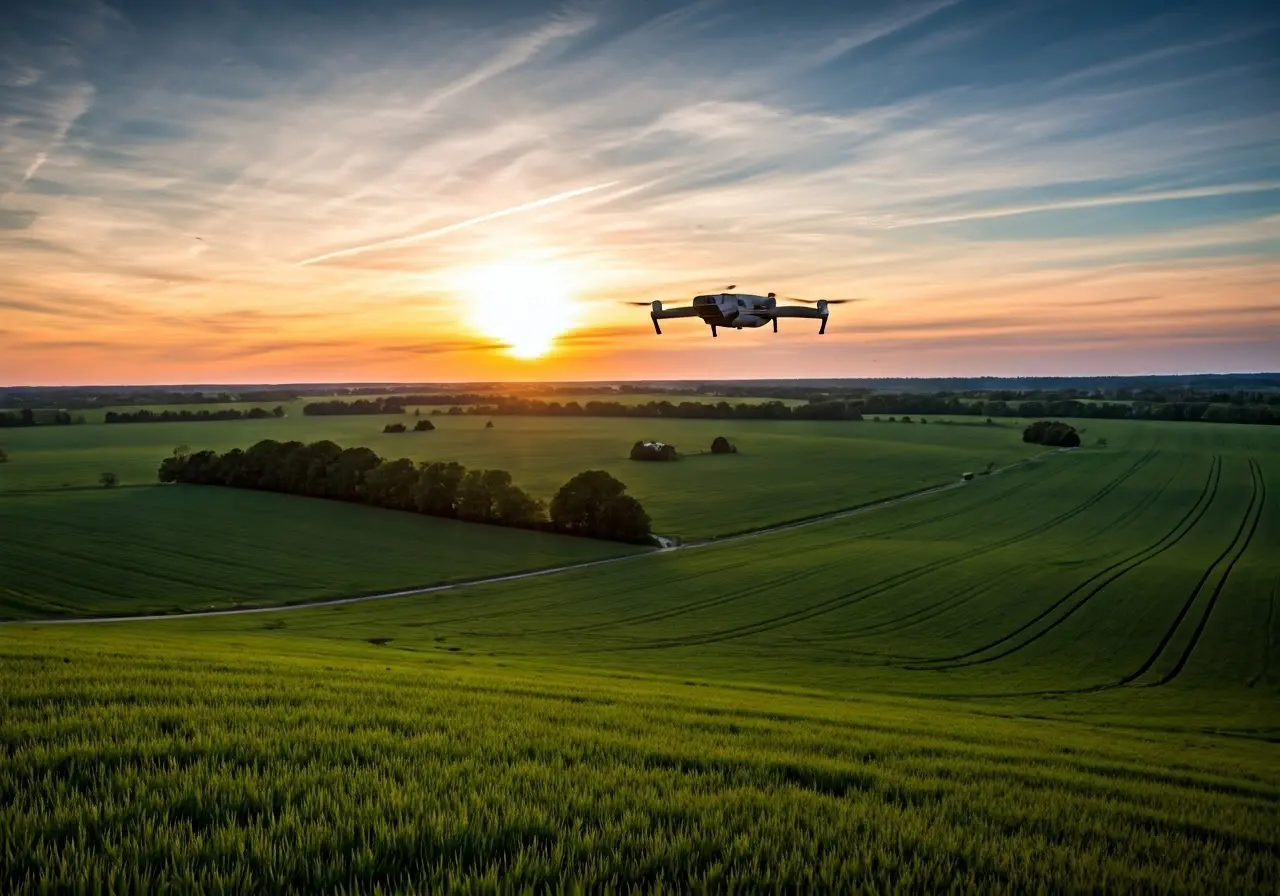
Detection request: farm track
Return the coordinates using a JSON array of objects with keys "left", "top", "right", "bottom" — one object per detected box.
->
[
  {"left": 908, "top": 455, "right": 1222, "bottom": 671},
  {"left": 5, "top": 450, "right": 1071, "bottom": 627},
  {"left": 613, "top": 449, "right": 1160, "bottom": 650}
]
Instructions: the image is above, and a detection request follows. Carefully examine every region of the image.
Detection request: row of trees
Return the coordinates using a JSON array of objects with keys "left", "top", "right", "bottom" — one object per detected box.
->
[
  {"left": 105, "top": 407, "right": 285, "bottom": 424},
  {"left": 302, "top": 398, "right": 405, "bottom": 416},
  {"left": 426, "top": 393, "right": 1279, "bottom": 427},
  {"left": 156, "top": 439, "right": 652, "bottom": 542},
  {"left": 0, "top": 409, "right": 81, "bottom": 427}
]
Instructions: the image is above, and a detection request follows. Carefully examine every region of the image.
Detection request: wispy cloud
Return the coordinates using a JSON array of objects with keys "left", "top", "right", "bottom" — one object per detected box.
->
[
  {"left": 2, "top": 0, "right": 1277, "bottom": 383},
  {"left": 297, "top": 181, "right": 620, "bottom": 266}
]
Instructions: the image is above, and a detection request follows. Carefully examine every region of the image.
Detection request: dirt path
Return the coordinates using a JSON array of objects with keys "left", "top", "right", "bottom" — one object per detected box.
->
[{"left": 8, "top": 450, "right": 1068, "bottom": 626}]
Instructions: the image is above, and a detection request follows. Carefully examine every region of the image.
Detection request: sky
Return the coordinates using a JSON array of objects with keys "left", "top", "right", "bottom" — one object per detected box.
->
[{"left": 1, "top": 0, "right": 1277, "bottom": 385}]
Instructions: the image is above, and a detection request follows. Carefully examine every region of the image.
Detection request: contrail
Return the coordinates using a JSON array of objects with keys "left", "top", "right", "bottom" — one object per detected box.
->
[
  {"left": 296, "top": 181, "right": 619, "bottom": 266},
  {"left": 889, "top": 180, "right": 1280, "bottom": 228}
]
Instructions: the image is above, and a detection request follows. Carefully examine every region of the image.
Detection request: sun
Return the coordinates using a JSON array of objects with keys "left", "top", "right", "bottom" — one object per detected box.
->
[{"left": 459, "top": 258, "right": 580, "bottom": 359}]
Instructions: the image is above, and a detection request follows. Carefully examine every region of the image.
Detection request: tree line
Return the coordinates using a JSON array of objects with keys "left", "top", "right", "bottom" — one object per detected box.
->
[
  {"left": 302, "top": 398, "right": 406, "bottom": 416},
  {"left": 105, "top": 407, "right": 285, "bottom": 424},
  {"left": 0, "top": 409, "right": 82, "bottom": 427},
  {"left": 157, "top": 440, "right": 652, "bottom": 543},
  {"left": 421, "top": 394, "right": 1279, "bottom": 427}
]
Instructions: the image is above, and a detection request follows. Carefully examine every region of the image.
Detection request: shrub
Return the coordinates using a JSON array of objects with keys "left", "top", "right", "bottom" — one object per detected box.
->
[
  {"left": 383, "top": 423, "right": 406, "bottom": 434},
  {"left": 710, "top": 436, "right": 737, "bottom": 454},
  {"left": 99, "top": 472, "right": 119, "bottom": 488},
  {"left": 413, "top": 420, "right": 435, "bottom": 432}
]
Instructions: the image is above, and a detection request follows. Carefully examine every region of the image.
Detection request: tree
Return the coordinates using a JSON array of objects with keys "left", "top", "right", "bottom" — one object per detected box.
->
[
  {"left": 485, "top": 420, "right": 494, "bottom": 429},
  {"left": 99, "top": 472, "right": 119, "bottom": 488},
  {"left": 272, "top": 405, "right": 286, "bottom": 418},
  {"left": 363, "top": 458, "right": 419, "bottom": 511},
  {"left": 415, "top": 461, "right": 465, "bottom": 516},
  {"left": 413, "top": 419, "right": 435, "bottom": 431},
  {"left": 550, "top": 470, "right": 651, "bottom": 542},
  {"left": 383, "top": 422, "right": 406, "bottom": 433}
]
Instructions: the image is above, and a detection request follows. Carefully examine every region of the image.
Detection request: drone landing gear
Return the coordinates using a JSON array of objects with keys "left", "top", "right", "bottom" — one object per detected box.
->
[
  {"left": 652, "top": 316, "right": 662, "bottom": 335},
  {"left": 819, "top": 317, "right": 828, "bottom": 335},
  {"left": 711, "top": 324, "right": 717, "bottom": 338},
  {"left": 772, "top": 317, "right": 778, "bottom": 333}
]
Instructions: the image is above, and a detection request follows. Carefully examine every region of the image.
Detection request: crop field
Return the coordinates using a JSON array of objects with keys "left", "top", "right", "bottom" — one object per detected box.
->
[
  {"left": 0, "top": 413, "right": 1037, "bottom": 538},
  {"left": 0, "top": 486, "right": 636, "bottom": 620},
  {"left": 3, "top": 631, "right": 1277, "bottom": 893},
  {"left": 3, "top": 417, "right": 1278, "bottom": 890}
]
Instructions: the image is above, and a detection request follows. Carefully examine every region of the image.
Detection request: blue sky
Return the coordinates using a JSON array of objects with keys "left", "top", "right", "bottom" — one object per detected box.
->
[{"left": 1, "top": 0, "right": 1277, "bottom": 383}]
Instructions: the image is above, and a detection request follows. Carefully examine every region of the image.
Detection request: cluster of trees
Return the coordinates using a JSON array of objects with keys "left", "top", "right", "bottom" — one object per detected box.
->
[
  {"left": 0, "top": 409, "right": 81, "bottom": 427},
  {"left": 1023, "top": 421, "right": 1081, "bottom": 448},
  {"left": 382, "top": 420, "right": 436, "bottom": 433},
  {"left": 630, "top": 441, "right": 679, "bottom": 461},
  {"left": 157, "top": 439, "right": 652, "bottom": 542},
  {"left": 104, "top": 407, "right": 284, "bottom": 424}
]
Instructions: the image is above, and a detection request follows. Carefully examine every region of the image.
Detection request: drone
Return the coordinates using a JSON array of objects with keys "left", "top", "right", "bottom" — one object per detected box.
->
[{"left": 625, "top": 286, "right": 859, "bottom": 337}]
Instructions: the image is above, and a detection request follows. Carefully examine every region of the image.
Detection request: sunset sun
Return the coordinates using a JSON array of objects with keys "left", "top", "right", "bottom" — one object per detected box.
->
[{"left": 460, "top": 259, "right": 580, "bottom": 359}]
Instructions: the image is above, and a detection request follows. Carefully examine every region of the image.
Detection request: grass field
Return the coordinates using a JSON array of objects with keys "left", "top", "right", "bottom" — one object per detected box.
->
[
  {"left": 0, "top": 413, "right": 1037, "bottom": 538},
  {"left": 3, "top": 632, "right": 1276, "bottom": 892},
  {"left": 0, "top": 486, "right": 637, "bottom": 620},
  {"left": 4, "top": 416, "right": 1278, "bottom": 890}
]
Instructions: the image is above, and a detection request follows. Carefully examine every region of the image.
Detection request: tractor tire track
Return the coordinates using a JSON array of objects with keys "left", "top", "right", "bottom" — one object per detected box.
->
[
  {"left": 970, "top": 458, "right": 1264, "bottom": 699},
  {"left": 1145, "top": 459, "right": 1266, "bottom": 688},
  {"left": 617, "top": 449, "right": 1160, "bottom": 651},
  {"left": 1246, "top": 571, "right": 1279, "bottom": 688},
  {"left": 802, "top": 453, "right": 1184, "bottom": 646},
  {"left": 908, "top": 455, "right": 1221, "bottom": 671}
]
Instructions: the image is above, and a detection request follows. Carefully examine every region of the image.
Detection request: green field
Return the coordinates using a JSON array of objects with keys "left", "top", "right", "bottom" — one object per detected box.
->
[
  {"left": 0, "top": 486, "right": 636, "bottom": 620},
  {"left": 0, "top": 414, "right": 1038, "bottom": 538},
  {"left": 3, "top": 416, "right": 1278, "bottom": 890}
]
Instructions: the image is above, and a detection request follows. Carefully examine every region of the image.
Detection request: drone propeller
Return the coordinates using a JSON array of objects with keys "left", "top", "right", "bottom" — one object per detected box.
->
[
  {"left": 622, "top": 301, "right": 654, "bottom": 306},
  {"left": 786, "top": 297, "right": 864, "bottom": 305}
]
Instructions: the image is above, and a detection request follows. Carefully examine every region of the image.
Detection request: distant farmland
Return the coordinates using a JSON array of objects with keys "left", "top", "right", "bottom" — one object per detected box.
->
[
  {"left": 3, "top": 412, "right": 1277, "bottom": 891},
  {"left": 0, "top": 412, "right": 1040, "bottom": 538}
]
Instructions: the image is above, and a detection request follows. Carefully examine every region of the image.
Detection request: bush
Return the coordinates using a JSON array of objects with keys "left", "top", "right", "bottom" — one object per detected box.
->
[
  {"left": 383, "top": 423, "right": 406, "bottom": 434},
  {"left": 0, "top": 447, "right": 8, "bottom": 464},
  {"left": 99, "top": 472, "right": 119, "bottom": 488},
  {"left": 1023, "top": 420, "right": 1081, "bottom": 448},
  {"left": 630, "top": 440, "right": 678, "bottom": 461},
  {"left": 485, "top": 421, "right": 494, "bottom": 429},
  {"left": 710, "top": 436, "right": 737, "bottom": 454},
  {"left": 413, "top": 420, "right": 435, "bottom": 432}
]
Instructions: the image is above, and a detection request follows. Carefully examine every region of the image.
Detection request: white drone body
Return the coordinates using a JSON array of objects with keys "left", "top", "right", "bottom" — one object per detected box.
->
[{"left": 636, "top": 288, "right": 852, "bottom": 337}]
